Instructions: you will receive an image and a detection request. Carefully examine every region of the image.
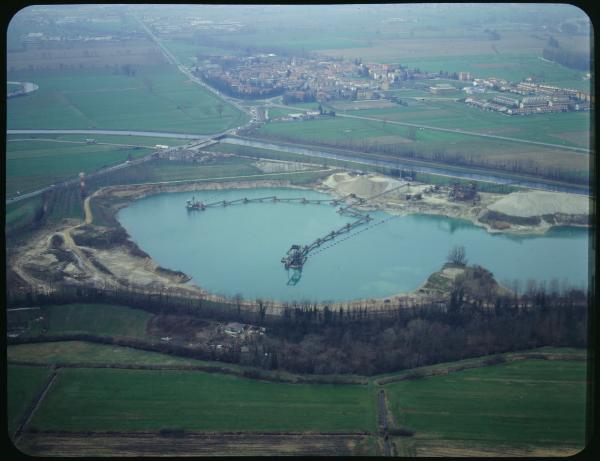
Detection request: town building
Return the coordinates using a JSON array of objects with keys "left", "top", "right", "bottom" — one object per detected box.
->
[{"left": 429, "top": 83, "right": 457, "bottom": 95}]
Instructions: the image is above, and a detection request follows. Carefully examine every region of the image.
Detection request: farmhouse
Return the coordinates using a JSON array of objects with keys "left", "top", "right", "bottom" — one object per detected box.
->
[{"left": 224, "top": 322, "right": 245, "bottom": 336}]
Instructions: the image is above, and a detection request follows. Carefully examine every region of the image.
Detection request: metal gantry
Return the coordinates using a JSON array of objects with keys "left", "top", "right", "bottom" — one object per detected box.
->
[
  {"left": 186, "top": 182, "right": 410, "bottom": 282},
  {"left": 186, "top": 195, "right": 344, "bottom": 211}
]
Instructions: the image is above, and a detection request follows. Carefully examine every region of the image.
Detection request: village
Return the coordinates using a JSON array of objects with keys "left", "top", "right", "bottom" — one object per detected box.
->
[{"left": 193, "top": 51, "right": 591, "bottom": 116}]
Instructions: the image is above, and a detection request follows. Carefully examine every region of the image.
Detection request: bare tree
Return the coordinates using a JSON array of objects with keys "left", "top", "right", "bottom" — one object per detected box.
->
[{"left": 447, "top": 245, "right": 467, "bottom": 266}]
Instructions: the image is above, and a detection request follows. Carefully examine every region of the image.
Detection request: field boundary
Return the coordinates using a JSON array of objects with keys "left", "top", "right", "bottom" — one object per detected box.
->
[
  {"left": 7, "top": 358, "right": 368, "bottom": 386},
  {"left": 8, "top": 337, "right": 585, "bottom": 386},
  {"left": 12, "top": 369, "right": 57, "bottom": 443}
]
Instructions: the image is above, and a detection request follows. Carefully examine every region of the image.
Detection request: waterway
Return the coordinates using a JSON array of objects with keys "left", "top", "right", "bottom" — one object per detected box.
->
[
  {"left": 117, "top": 187, "right": 590, "bottom": 302},
  {"left": 223, "top": 136, "right": 591, "bottom": 196}
]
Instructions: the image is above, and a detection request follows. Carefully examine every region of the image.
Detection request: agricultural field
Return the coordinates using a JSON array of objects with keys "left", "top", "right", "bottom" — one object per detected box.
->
[
  {"left": 29, "top": 367, "right": 376, "bottom": 432},
  {"left": 385, "top": 359, "right": 588, "bottom": 454},
  {"left": 7, "top": 346, "right": 588, "bottom": 455},
  {"left": 254, "top": 111, "right": 590, "bottom": 184},
  {"left": 6, "top": 66, "right": 248, "bottom": 133},
  {"left": 6, "top": 138, "right": 155, "bottom": 196},
  {"left": 17, "top": 432, "right": 378, "bottom": 457},
  {"left": 7, "top": 304, "right": 152, "bottom": 338},
  {"left": 6, "top": 40, "right": 165, "bottom": 72},
  {"left": 319, "top": 33, "right": 590, "bottom": 90},
  {"left": 343, "top": 100, "right": 591, "bottom": 149},
  {"left": 7, "top": 341, "right": 213, "bottom": 367},
  {"left": 7, "top": 365, "right": 53, "bottom": 435},
  {"left": 160, "top": 38, "right": 243, "bottom": 66},
  {"left": 45, "top": 304, "right": 151, "bottom": 338},
  {"left": 89, "top": 157, "right": 262, "bottom": 187}
]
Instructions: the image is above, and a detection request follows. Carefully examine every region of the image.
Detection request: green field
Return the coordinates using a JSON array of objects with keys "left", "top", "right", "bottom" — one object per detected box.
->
[
  {"left": 30, "top": 367, "right": 376, "bottom": 432},
  {"left": 7, "top": 341, "right": 209, "bottom": 367},
  {"left": 266, "top": 97, "right": 591, "bottom": 150},
  {"left": 7, "top": 365, "right": 53, "bottom": 434},
  {"left": 7, "top": 343, "right": 588, "bottom": 454},
  {"left": 44, "top": 304, "right": 152, "bottom": 338},
  {"left": 397, "top": 53, "right": 591, "bottom": 91},
  {"left": 6, "top": 139, "right": 153, "bottom": 195},
  {"left": 7, "top": 304, "right": 152, "bottom": 338},
  {"left": 344, "top": 100, "right": 591, "bottom": 149},
  {"left": 254, "top": 113, "right": 590, "bottom": 184},
  {"left": 386, "top": 359, "right": 587, "bottom": 449},
  {"left": 5, "top": 195, "right": 44, "bottom": 229},
  {"left": 6, "top": 66, "right": 248, "bottom": 133},
  {"left": 161, "top": 38, "right": 243, "bottom": 65}
]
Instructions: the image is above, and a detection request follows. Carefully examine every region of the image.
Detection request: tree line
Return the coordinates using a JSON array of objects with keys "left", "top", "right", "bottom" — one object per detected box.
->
[{"left": 7, "top": 273, "right": 589, "bottom": 376}]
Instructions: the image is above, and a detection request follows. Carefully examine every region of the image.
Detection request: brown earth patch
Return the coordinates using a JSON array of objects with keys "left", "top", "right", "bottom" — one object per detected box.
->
[
  {"left": 414, "top": 439, "right": 582, "bottom": 457},
  {"left": 17, "top": 432, "right": 374, "bottom": 457}
]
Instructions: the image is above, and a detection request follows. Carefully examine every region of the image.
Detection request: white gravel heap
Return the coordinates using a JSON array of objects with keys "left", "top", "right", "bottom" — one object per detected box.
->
[
  {"left": 323, "top": 173, "right": 404, "bottom": 198},
  {"left": 487, "top": 190, "right": 590, "bottom": 217}
]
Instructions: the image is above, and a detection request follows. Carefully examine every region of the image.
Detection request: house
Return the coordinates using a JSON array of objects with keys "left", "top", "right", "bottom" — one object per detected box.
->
[{"left": 224, "top": 322, "right": 245, "bottom": 336}]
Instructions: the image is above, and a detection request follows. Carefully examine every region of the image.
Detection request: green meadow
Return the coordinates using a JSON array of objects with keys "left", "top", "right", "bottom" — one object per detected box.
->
[
  {"left": 29, "top": 367, "right": 376, "bottom": 432},
  {"left": 7, "top": 342, "right": 210, "bottom": 367},
  {"left": 386, "top": 359, "right": 587, "bottom": 448},
  {"left": 7, "top": 66, "right": 248, "bottom": 133},
  {"left": 41, "top": 304, "right": 153, "bottom": 338},
  {"left": 7, "top": 365, "right": 53, "bottom": 435},
  {"left": 6, "top": 138, "right": 153, "bottom": 195}
]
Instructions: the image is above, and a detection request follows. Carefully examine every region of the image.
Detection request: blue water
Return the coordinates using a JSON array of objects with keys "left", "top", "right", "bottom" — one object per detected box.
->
[{"left": 117, "top": 188, "right": 590, "bottom": 302}]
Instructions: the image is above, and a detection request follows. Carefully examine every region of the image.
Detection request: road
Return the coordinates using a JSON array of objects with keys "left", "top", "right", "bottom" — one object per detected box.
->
[
  {"left": 8, "top": 137, "right": 161, "bottom": 149},
  {"left": 6, "top": 141, "right": 160, "bottom": 204},
  {"left": 266, "top": 102, "right": 591, "bottom": 154},
  {"left": 7, "top": 129, "right": 209, "bottom": 140},
  {"left": 6, "top": 127, "right": 590, "bottom": 205},
  {"left": 132, "top": 13, "right": 252, "bottom": 120}
]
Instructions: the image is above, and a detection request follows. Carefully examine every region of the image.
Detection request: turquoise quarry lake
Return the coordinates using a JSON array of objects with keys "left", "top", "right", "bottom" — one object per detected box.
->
[{"left": 117, "top": 188, "right": 590, "bottom": 302}]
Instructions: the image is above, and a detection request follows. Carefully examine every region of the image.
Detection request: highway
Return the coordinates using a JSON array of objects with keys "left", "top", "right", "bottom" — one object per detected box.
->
[
  {"left": 6, "top": 128, "right": 590, "bottom": 204},
  {"left": 6, "top": 143, "right": 159, "bottom": 204},
  {"left": 7, "top": 129, "right": 209, "bottom": 139}
]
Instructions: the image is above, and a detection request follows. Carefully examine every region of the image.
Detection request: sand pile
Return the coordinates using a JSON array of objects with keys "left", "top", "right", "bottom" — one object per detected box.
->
[
  {"left": 323, "top": 173, "right": 403, "bottom": 198},
  {"left": 487, "top": 190, "right": 590, "bottom": 217}
]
